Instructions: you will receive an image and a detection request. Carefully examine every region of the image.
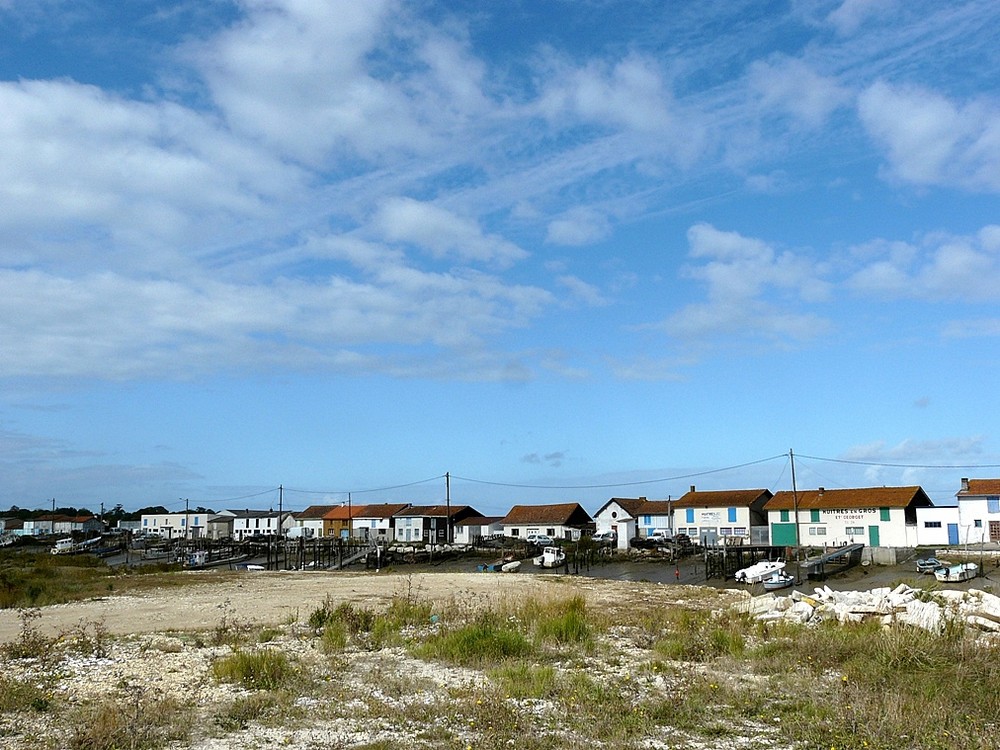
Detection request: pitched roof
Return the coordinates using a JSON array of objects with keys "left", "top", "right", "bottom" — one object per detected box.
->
[
  {"left": 454, "top": 516, "right": 502, "bottom": 527},
  {"left": 670, "top": 489, "right": 772, "bottom": 509},
  {"left": 501, "top": 503, "right": 593, "bottom": 526},
  {"left": 957, "top": 479, "right": 1000, "bottom": 496},
  {"left": 593, "top": 497, "right": 650, "bottom": 518},
  {"left": 322, "top": 505, "right": 369, "bottom": 521},
  {"left": 352, "top": 503, "right": 410, "bottom": 519},
  {"left": 764, "top": 486, "right": 932, "bottom": 511},
  {"left": 393, "top": 505, "right": 471, "bottom": 518},
  {"left": 296, "top": 505, "right": 339, "bottom": 520}
]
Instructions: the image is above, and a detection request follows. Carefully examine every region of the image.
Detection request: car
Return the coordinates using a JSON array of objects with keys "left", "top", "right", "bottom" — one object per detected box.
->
[
  {"left": 591, "top": 531, "right": 617, "bottom": 544},
  {"left": 916, "top": 556, "right": 946, "bottom": 574},
  {"left": 525, "top": 534, "right": 555, "bottom": 547}
]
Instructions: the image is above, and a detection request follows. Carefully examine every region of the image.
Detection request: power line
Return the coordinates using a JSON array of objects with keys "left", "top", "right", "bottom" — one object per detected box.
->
[
  {"left": 282, "top": 475, "right": 446, "bottom": 497},
  {"left": 797, "top": 454, "right": 1000, "bottom": 470},
  {"left": 450, "top": 454, "right": 787, "bottom": 490}
]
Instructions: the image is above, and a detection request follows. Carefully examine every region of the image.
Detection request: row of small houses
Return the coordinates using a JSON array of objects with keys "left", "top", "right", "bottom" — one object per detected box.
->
[{"left": 4, "top": 478, "right": 999, "bottom": 551}]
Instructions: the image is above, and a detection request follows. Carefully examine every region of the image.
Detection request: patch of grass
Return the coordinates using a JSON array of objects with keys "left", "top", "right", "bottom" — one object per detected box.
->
[
  {"left": 211, "top": 648, "right": 294, "bottom": 691},
  {"left": 66, "top": 688, "right": 188, "bottom": 750},
  {"left": 488, "top": 662, "right": 557, "bottom": 699},
  {"left": 531, "top": 595, "right": 593, "bottom": 647},
  {"left": 415, "top": 610, "right": 533, "bottom": 666},
  {"left": 0, "top": 675, "right": 52, "bottom": 714},
  {"left": 214, "top": 693, "right": 281, "bottom": 731},
  {"left": 653, "top": 609, "right": 747, "bottom": 662}
]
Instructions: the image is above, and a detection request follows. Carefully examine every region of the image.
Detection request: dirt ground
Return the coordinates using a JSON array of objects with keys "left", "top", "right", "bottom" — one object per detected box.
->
[{"left": 0, "top": 569, "right": 741, "bottom": 642}]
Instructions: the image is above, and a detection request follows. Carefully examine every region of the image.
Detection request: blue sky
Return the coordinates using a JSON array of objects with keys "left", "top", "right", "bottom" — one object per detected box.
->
[{"left": 2, "top": 0, "right": 999, "bottom": 516}]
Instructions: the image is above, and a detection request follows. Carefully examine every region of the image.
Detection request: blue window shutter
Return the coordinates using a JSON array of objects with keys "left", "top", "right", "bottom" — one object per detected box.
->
[
  {"left": 987, "top": 497, "right": 1000, "bottom": 514},
  {"left": 685, "top": 508, "right": 694, "bottom": 524},
  {"left": 727, "top": 507, "right": 737, "bottom": 523}
]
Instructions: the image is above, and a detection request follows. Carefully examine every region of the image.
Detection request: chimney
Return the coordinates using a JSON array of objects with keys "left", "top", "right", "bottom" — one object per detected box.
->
[
  {"left": 818, "top": 487, "right": 824, "bottom": 494},
  {"left": 690, "top": 485, "right": 696, "bottom": 493},
  {"left": 961, "top": 478, "right": 970, "bottom": 492}
]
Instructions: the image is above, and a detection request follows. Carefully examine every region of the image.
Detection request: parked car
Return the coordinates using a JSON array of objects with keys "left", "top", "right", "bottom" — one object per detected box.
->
[
  {"left": 525, "top": 534, "right": 554, "bottom": 547},
  {"left": 591, "top": 531, "right": 617, "bottom": 544},
  {"left": 916, "top": 556, "right": 946, "bottom": 574}
]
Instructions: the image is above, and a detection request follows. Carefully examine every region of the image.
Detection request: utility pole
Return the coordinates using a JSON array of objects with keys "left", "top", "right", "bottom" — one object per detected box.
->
[
  {"left": 790, "top": 449, "right": 801, "bottom": 585},
  {"left": 347, "top": 492, "right": 352, "bottom": 541},
  {"left": 183, "top": 498, "right": 189, "bottom": 541},
  {"left": 445, "top": 472, "right": 452, "bottom": 544}
]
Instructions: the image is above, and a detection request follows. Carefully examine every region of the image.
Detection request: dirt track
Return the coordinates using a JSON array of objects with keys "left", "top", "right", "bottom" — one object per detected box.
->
[{"left": 0, "top": 570, "right": 738, "bottom": 641}]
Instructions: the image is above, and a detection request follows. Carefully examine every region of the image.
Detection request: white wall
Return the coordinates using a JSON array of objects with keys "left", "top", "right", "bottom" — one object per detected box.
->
[{"left": 915, "top": 506, "right": 959, "bottom": 546}]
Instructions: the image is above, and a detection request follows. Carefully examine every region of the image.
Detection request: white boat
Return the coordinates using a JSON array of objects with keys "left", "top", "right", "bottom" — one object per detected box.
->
[
  {"left": 934, "top": 562, "right": 978, "bottom": 583},
  {"left": 532, "top": 546, "right": 567, "bottom": 569},
  {"left": 50, "top": 538, "right": 77, "bottom": 555},
  {"left": 501, "top": 560, "right": 521, "bottom": 573},
  {"left": 762, "top": 571, "right": 795, "bottom": 591},
  {"left": 734, "top": 559, "right": 786, "bottom": 584}
]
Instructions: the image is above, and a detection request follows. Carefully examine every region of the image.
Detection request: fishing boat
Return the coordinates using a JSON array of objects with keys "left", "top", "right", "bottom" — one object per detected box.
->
[
  {"left": 934, "top": 562, "right": 978, "bottom": 583},
  {"left": 762, "top": 571, "right": 795, "bottom": 591},
  {"left": 50, "top": 538, "right": 77, "bottom": 555},
  {"left": 734, "top": 559, "right": 786, "bottom": 584},
  {"left": 501, "top": 560, "right": 521, "bottom": 573},
  {"left": 532, "top": 546, "right": 566, "bottom": 569}
]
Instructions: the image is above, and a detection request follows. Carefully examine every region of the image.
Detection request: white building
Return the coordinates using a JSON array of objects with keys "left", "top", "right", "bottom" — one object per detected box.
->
[
  {"left": 500, "top": 503, "right": 594, "bottom": 542},
  {"left": 664, "top": 487, "right": 772, "bottom": 547},
  {"left": 228, "top": 510, "right": 294, "bottom": 541},
  {"left": 914, "top": 505, "right": 960, "bottom": 547},
  {"left": 591, "top": 498, "right": 645, "bottom": 551},
  {"left": 140, "top": 512, "right": 211, "bottom": 539},
  {"left": 350, "top": 503, "right": 410, "bottom": 541},
  {"left": 956, "top": 478, "right": 1000, "bottom": 545},
  {"left": 452, "top": 516, "right": 504, "bottom": 545},
  {"left": 293, "top": 505, "right": 338, "bottom": 538},
  {"left": 764, "top": 486, "right": 933, "bottom": 548}
]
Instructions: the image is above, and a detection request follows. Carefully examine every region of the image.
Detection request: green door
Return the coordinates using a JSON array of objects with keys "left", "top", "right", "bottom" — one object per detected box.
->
[
  {"left": 868, "top": 525, "right": 880, "bottom": 547},
  {"left": 771, "top": 523, "right": 797, "bottom": 546}
]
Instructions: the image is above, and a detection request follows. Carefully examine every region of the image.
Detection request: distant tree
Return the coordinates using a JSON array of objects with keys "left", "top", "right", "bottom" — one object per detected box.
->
[{"left": 194, "top": 506, "right": 215, "bottom": 514}]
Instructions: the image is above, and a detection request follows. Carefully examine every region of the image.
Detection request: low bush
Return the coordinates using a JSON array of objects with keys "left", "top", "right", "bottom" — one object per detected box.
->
[
  {"left": 211, "top": 648, "right": 294, "bottom": 691},
  {"left": 416, "top": 611, "right": 533, "bottom": 666}
]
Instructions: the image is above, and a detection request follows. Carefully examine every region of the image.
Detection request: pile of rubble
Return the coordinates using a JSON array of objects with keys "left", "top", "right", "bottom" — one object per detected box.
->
[{"left": 742, "top": 584, "right": 1000, "bottom": 634}]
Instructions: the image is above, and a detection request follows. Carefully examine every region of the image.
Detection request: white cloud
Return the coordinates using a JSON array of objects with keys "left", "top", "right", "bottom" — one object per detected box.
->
[
  {"left": 545, "top": 207, "right": 612, "bottom": 246},
  {"left": 663, "top": 224, "right": 832, "bottom": 343},
  {"left": 847, "top": 226, "right": 1000, "bottom": 301},
  {"left": 748, "top": 57, "right": 850, "bottom": 128},
  {"left": 0, "top": 79, "right": 304, "bottom": 268},
  {"left": 826, "top": 0, "right": 899, "bottom": 36},
  {"left": 0, "top": 253, "right": 553, "bottom": 379},
  {"left": 536, "top": 54, "right": 674, "bottom": 134},
  {"left": 858, "top": 82, "right": 1000, "bottom": 192},
  {"left": 556, "top": 275, "right": 608, "bottom": 307},
  {"left": 373, "top": 197, "right": 527, "bottom": 265}
]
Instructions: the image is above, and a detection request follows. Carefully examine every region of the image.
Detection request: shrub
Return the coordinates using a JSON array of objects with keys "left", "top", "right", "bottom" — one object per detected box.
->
[
  {"left": 1, "top": 608, "right": 53, "bottom": 661},
  {"left": 212, "top": 649, "right": 293, "bottom": 691},
  {"left": 66, "top": 689, "right": 187, "bottom": 750},
  {"left": 416, "top": 611, "right": 533, "bottom": 666},
  {"left": 534, "top": 595, "right": 592, "bottom": 646}
]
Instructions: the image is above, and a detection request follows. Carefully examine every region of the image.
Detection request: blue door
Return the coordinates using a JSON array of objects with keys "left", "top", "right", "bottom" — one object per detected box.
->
[{"left": 947, "top": 523, "right": 959, "bottom": 545}]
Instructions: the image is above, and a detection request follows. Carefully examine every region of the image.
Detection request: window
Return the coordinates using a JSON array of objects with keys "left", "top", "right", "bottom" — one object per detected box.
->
[
  {"left": 181, "top": 519, "right": 186, "bottom": 527},
  {"left": 988, "top": 497, "right": 1000, "bottom": 514},
  {"left": 719, "top": 527, "right": 733, "bottom": 536},
  {"left": 924, "top": 521, "right": 942, "bottom": 529},
  {"left": 685, "top": 508, "right": 694, "bottom": 524},
  {"left": 733, "top": 527, "right": 747, "bottom": 536},
  {"left": 779, "top": 510, "right": 789, "bottom": 522},
  {"left": 810, "top": 509, "right": 820, "bottom": 523},
  {"left": 143, "top": 519, "right": 148, "bottom": 526},
  {"left": 641, "top": 515, "right": 651, "bottom": 525},
  {"left": 546, "top": 528, "right": 555, "bottom": 536},
  {"left": 808, "top": 526, "right": 826, "bottom": 536},
  {"left": 846, "top": 526, "right": 863, "bottom": 536},
  {"left": 727, "top": 507, "right": 737, "bottom": 523},
  {"left": 879, "top": 507, "right": 891, "bottom": 521},
  {"left": 974, "top": 519, "right": 983, "bottom": 528},
  {"left": 511, "top": 529, "right": 520, "bottom": 537}
]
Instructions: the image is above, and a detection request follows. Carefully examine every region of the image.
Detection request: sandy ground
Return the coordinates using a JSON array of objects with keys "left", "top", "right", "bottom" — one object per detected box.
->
[{"left": 0, "top": 569, "right": 737, "bottom": 642}]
